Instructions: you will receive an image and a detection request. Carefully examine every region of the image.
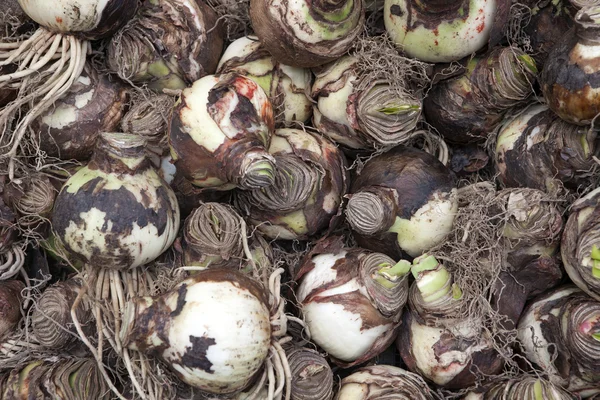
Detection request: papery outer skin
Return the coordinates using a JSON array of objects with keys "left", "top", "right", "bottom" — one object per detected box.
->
[
  {"left": 237, "top": 128, "right": 347, "bottom": 240},
  {"left": 217, "top": 36, "right": 313, "bottom": 126},
  {"left": 562, "top": 187, "right": 600, "bottom": 301},
  {"left": 495, "top": 102, "right": 596, "bottom": 192},
  {"left": 123, "top": 269, "right": 271, "bottom": 394},
  {"left": 541, "top": 11, "right": 600, "bottom": 125},
  {"left": 34, "top": 67, "right": 127, "bottom": 161},
  {"left": 287, "top": 347, "right": 334, "bottom": 400},
  {"left": 250, "top": 0, "right": 365, "bottom": 68},
  {"left": 335, "top": 365, "right": 434, "bottom": 399},
  {"left": 52, "top": 137, "right": 180, "bottom": 270},
  {"left": 0, "top": 280, "right": 24, "bottom": 339},
  {"left": 18, "top": 0, "right": 138, "bottom": 39},
  {"left": 296, "top": 246, "right": 406, "bottom": 366},
  {"left": 348, "top": 146, "right": 457, "bottom": 259},
  {"left": 168, "top": 73, "right": 275, "bottom": 190},
  {"left": 384, "top": 0, "right": 497, "bottom": 63}
]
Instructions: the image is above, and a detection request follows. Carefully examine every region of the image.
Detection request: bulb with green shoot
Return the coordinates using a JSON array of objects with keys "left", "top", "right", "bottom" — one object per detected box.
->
[
  {"left": 311, "top": 55, "right": 422, "bottom": 150},
  {"left": 562, "top": 188, "right": 600, "bottom": 301},
  {"left": 397, "top": 254, "right": 502, "bottom": 389},
  {"left": 295, "top": 237, "right": 411, "bottom": 367}
]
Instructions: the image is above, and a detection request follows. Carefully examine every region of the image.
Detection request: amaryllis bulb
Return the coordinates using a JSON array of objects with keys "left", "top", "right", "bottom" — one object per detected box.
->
[
  {"left": 296, "top": 239, "right": 410, "bottom": 366},
  {"left": 52, "top": 132, "right": 180, "bottom": 270},
  {"left": 217, "top": 36, "right": 313, "bottom": 126},
  {"left": 540, "top": 5, "right": 600, "bottom": 125},
  {"left": 312, "top": 55, "right": 422, "bottom": 150},
  {"left": 495, "top": 103, "right": 597, "bottom": 193},
  {"left": 236, "top": 128, "right": 347, "bottom": 240},
  {"left": 424, "top": 46, "right": 537, "bottom": 144},
  {"left": 107, "top": 0, "right": 224, "bottom": 93},
  {"left": 33, "top": 65, "right": 128, "bottom": 161},
  {"left": 120, "top": 268, "right": 271, "bottom": 394},
  {"left": 345, "top": 146, "right": 457, "bottom": 259},
  {"left": 384, "top": 0, "right": 498, "bottom": 62},
  {"left": 562, "top": 188, "right": 600, "bottom": 301},
  {"left": 18, "top": 0, "right": 137, "bottom": 40},
  {"left": 169, "top": 73, "right": 276, "bottom": 191},
  {"left": 398, "top": 255, "right": 502, "bottom": 389},
  {"left": 250, "top": 0, "right": 365, "bottom": 68},
  {"left": 0, "top": 280, "right": 24, "bottom": 340}
]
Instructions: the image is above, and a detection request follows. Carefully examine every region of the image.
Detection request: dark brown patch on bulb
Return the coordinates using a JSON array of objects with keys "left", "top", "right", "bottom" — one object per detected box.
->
[
  {"left": 170, "top": 283, "right": 188, "bottom": 317},
  {"left": 180, "top": 335, "right": 217, "bottom": 373},
  {"left": 81, "top": 0, "right": 138, "bottom": 40}
]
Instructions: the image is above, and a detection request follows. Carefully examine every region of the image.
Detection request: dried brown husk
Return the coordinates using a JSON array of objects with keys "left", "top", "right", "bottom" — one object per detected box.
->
[
  {"left": 182, "top": 202, "right": 274, "bottom": 281},
  {"left": 217, "top": 36, "right": 313, "bottom": 126},
  {"left": 495, "top": 102, "right": 597, "bottom": 193},
  {"left": 32, "top": 64, "right": 128, "bottom": 161},
  {"left": 312, "top": 35, "right": 430, "bottom": 150},
  {"left": 287, "top": 347, "right": 333, "bottom": 400},
  {"left": 235, "top": 128, "right": 348, "bottom": 240},
  {"left": 3, "top": 173, "right": 56, "bottom": 229},
  {"left": 31, "top": 278, "right": 91, "bottom": 349},
  {"left": 345, "top": 145, "right": 457, "bottom": 259},
  {"left": 250, "top": 0, "right": 365, "bottom": 68},
  {"left": 108, "top": 0, "right": 224, "bottom": 93},
  {"left": 449, "top": 145, "right": 490, "bottom": 176},
  {"left": 0, "top": 189, "right": 18, "bottom": 254},
  {"left": 0, "top": 358, "right": 110, "bottom": 399},
  {"left": 424, "top": 46, "right": 537, "bottom": 144},
  {"left": 540, "top": 6, "right": 600, "bottom": 125},
  {"left": 121, "top": 92, "right": 175, "bottom": 166},
  {"left": 0, "top": 280, "right": 23, "bottom": 340},
  {"left": 517, "top": 285, "right": 600, "bottom": 397},
  {"left": 335, "top": 365, "right": 433, "bottom": 400},
  {"left": 562, "top": 187, "right": 600, "bottom": 301},
  {"left": 169, "top": 73, "right": 276, "bottom": 191}
]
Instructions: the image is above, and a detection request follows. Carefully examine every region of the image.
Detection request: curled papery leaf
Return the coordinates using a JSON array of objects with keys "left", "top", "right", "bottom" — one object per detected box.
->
[
  {"left": 295, "top": 240, "right": 409, "bottom": 366},
  {"left": 0, "top": 358, "right": 109, "bottom": 399},
  {"left": 250, "top": 0, "right": 365, "bottom": 68},
  {"left": 517, "top": 285, "right": 600, "bottom": 396},
  {"left": 121, "top": 93, "right": 175, "bottom": 156},
  {"left": 217, "top": 36, "right": 313, "bottom": 126},
  {"left": 481, "top": 376, "right": 575, "bottom": 399},
  {"left": 336, "top": 365, "right": 433, "bottom": 400},
  {"left": 169, "top": 73, "right": 276, "bottom": 191},
  {"left": 287, "top": 347, "right": 334, "bottom": 400},
  {"left": 183, "top": 202, "right": 244, "bottom": 269},
  {"left": 495, "top": 103, "right": 597, "bottom": 193},
  {"left": 4, "top": 173, "right": 56, "bottom": 227},
  {"left": 424, "top": 46, "right": 536, "bottom": 144},
  {"left": 236, "top": 128, "right": 347, "bottom": 240},
  {"left": 0, "top": 280, "right": 24, "bottom": 339},
  {"left": 31, "top": 279, "right": 91, "bottom": 349},
  {"left": 562, "top": 188, "right": 600, "bottom": 301},
  {"left": 312, "top": 56, "right": 421, "bottom": 150},
  {"left": 32, "top": 65, "right": 128, "bottom": 161},
  {"left": 108, "top": 0, "right": 224, "bottom": 93}
]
